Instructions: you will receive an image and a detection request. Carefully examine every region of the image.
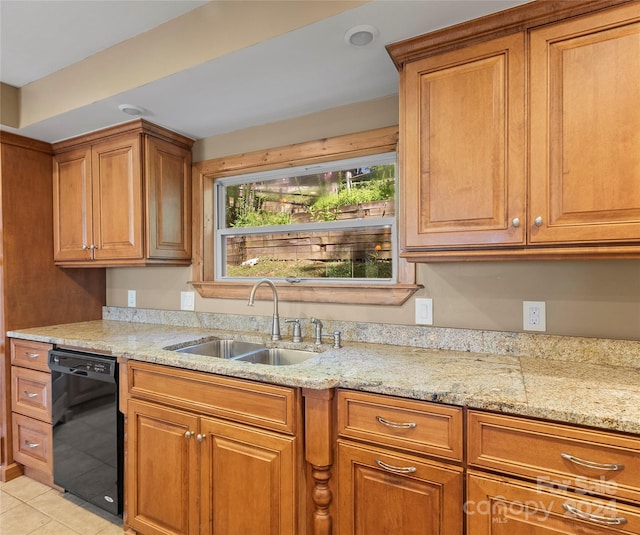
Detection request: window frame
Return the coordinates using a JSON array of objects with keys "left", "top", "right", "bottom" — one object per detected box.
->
[{"left": 191, "top": 126, "right": 420, "bottom": 305}]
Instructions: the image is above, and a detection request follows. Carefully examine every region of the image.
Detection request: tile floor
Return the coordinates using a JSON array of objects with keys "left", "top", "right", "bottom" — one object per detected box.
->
[{"left": 0, "top": 476, "right": 122, "bottom": 534}]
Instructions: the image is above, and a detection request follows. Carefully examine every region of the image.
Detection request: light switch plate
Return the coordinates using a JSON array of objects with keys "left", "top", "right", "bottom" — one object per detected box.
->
[
  {"left": 415, "top": 298, "right": 433, "bottom": 325},
  {"left": 181, "top": 291, "right": 195, "bottom": 311}
]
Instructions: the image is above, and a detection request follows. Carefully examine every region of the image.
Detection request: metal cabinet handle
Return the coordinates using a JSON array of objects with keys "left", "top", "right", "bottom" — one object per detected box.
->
[
  {"left": 196, "top": 434, "right": 206, "bottom": 443},
  {"left": 562, "top": 503, "right": 627, "bottom": 526},
  {"left": 375, "top": 458, "right": 417, "bottom": 474},
  {"left": 82, "top": 245, "right": 89, "bottom": 250},
  {"left": 23, "top": 391, "right": 38, "bottom": 399},
  {"left": 25, "top": 352, "right": 40, "bottom": 359},
  {"left": 185, "top": 431, "right": 194, "bottom": 439},
  {"left": 534, "top": 216, "right": 543, "bottom": 227},
  {"left": 560, "top": 452, "right": 624, "bottom": 471},
  {"left": 511, "top": 217, "right": 521, "bottom": 228},
  {"left": 24, "top": 440, "right": 39, "bottom": 448},
  {"left": 376, "top": 416, "right": 416, "bottom": 429}
]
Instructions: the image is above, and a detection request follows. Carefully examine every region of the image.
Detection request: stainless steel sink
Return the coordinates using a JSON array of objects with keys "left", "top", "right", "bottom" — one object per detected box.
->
[
  {"left": 234, "top": 347, "right": 316, "bottom": 366},
  {"left": 174, "top": 339, "right": 265, "bottom": 359}
]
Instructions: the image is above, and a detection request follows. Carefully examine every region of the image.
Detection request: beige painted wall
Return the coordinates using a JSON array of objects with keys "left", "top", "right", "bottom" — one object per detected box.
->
[{"left": 107, "top": 97, "right": 640, "bottom": 341}]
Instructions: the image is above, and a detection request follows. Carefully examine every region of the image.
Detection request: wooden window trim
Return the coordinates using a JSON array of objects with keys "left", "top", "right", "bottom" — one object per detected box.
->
[{"left": 190, "top": 126, "right": 421, "bottom": 305}]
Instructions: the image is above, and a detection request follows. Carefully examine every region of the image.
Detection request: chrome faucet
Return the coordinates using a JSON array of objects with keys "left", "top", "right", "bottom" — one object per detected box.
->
[{"left": 248, "top": 278, "right": 281, "bottom": 341}]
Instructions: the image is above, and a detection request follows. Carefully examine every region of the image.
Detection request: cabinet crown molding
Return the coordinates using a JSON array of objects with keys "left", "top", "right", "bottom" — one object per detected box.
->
[
  {"left": 386, "top": 0, "right": 637, "bottom": 68},
  {"left": 51, "top": 119, "right": 194, "bottom": 154}
]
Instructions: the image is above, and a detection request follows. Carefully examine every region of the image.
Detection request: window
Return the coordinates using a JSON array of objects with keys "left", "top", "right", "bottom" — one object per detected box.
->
[
  {"left": 191, "top": 127, "right": 420, "bottom": 304},
  {"left": 215, "top": 153, "right": 397, "bottom": 283}
]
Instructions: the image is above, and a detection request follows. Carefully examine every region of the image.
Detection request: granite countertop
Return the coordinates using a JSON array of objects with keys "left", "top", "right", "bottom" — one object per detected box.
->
[{"left": 9, "top": 319, "right": 640, "bottom": 436}]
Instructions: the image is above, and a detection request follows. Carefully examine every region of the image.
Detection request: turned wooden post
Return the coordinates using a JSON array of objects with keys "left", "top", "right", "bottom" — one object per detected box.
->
[{"left": 303, "top": 388, "right": 335, "bottom": 535}]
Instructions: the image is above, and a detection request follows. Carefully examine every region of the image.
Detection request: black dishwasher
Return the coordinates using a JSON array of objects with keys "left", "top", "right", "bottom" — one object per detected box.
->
[{"left": 48, "top": 347, "right": 123, "bottom": 517}]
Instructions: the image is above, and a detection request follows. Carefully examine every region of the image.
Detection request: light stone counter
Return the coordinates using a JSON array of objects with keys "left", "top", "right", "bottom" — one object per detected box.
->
[{"left": 9, "top": 314, "right": 640, "bottom": 435}]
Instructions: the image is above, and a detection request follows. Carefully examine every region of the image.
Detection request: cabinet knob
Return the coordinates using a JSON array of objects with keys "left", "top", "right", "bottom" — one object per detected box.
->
[
  {"left": 196, "top": 434, "right": 206, "bottom": 443},
  {"left": 511, "top": 217, "right": 521, "bottom": 228},
  {"left": 82, "top": 245, "right": 89, "bottom": 250},
  {"left": 185, "top": 431, "right": 194, "bottom": 439},
  {"left": 534, "top": 216, "right": 543, "bottom": 227}
]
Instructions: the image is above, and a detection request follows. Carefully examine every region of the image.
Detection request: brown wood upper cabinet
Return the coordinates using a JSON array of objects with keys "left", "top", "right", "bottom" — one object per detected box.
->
[
  {"left": 52, "top": 120, "right": 193, "bottom": 267},
  {"left": 388, "top": 0, "right": 640, "bottom": 260}
]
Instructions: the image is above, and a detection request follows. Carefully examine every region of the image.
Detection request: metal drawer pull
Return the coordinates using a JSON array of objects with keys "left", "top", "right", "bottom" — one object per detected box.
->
[
  {"left": 197, "top": 434, "right": 206, "bottom": 443},
  {"left": 560, "top": 452, "right": 624, "bottom": 471},
  {"left": 24, "top": 440, "right": 40, "bottom": 448},
  {"left": 376, "top": 416, "right": 416, "bottom": 429},
  {"left": 375, "top": 459, "right": 417, "bottom": 474},
  {"left": 25, "top": 352, "right": 40, "bottom": 359},
  {"left": 23, "top": 391, "right": 38, "bottom": 398},
  {"left": 562, "top": 503, "right": 627, "bottom": 526},
  {"left": 185, "top": 431, "right": 194, "bottom": 439}
]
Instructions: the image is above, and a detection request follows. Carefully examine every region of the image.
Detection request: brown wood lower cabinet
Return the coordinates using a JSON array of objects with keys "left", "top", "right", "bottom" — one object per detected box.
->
[
  {"left": 467, "top": 471, "right": 640, "bottom": 534},
  {"left": 122, "top": 361, "right": 301, "bottom": 535},
  {"left": 335, "top": 389, "right": 464, "bottom": 534},
  {"left": 199, "top": 418, "right": 297, "bottom": 535},
  {"left": 337, "top": 440, "right": 463, "bottom": 534}
]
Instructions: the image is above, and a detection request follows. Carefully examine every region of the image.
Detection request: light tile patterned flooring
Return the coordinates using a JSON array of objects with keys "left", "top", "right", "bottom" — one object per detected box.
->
[{"left": 0, "top": 476, "right": 122, "bottom": 534}]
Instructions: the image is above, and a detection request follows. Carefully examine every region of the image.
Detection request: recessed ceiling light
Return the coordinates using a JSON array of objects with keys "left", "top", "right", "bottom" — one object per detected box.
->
[
  {"left": 344, "top": 24, "right": 378, "bottom": 47},
  {"left": 118, "top": 104, "right": 145, "bottom": 116}
]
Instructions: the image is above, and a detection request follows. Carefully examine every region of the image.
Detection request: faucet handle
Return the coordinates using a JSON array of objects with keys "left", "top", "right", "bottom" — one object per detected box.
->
[{"left": 285, "top": 319, "right": 303, "bottom": 343}]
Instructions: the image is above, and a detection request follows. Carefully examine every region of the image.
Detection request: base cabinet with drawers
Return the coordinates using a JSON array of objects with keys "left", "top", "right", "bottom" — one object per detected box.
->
[
  {"left": 467, "top": 410, "right": 640, "bottom": 534},
  {"left": 122, "top": 361, "right": 302, "bottom": 535},
  {"left": 10, "top": 339, "right": 54, "bottom": 485},
  {"left": 335, "top": 389, "right": 464, "bottom": 535}
]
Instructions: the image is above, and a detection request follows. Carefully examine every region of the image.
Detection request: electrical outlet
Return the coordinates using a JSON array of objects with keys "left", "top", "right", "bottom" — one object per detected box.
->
[
  {"left": 523, "top": 301, "right": 546, "bottom": 332},
  {"left": 127, "top": 290, "right": 136, "bottom": 308},
  {"left": 180, "top": 291, "right": 195, "bottom": 311},
  {"left": 415, "top": 298, "right": 433, "bottom": 325}
]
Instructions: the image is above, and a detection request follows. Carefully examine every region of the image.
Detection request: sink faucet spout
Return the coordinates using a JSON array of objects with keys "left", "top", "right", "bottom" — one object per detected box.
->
[{"left": 248, "top": 278, "right": 281, "bottom": 341}]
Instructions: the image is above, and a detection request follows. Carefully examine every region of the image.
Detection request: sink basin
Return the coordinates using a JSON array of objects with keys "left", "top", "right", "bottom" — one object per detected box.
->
[
  {"left": 234, "top": 347, "right": 316, "bottom": 366},
  {"left": 174, "top": 339, "right": 265, "bottom": 359}
]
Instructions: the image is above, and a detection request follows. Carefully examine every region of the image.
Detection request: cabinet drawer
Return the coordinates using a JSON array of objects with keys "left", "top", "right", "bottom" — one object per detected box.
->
[
  {"left": 11, "top": 339, "right": 52, "bottom": 372},
  {"left": 468, "top": 411, "right": 640, "bottom": 505},
  {"left": 12, "top": 413, "right": 53, "bottom": 475},
  {"left": 337, "top": 389, "right": 463, "bottom": 461},
  {"left": 11, "top": 367, "right": 52, "bottom": 422},
  {"left": 467, "top": 471, "right": 640, "bottom": 534},
  {"left": 126, "top": 361, "right": 298, "bottom": 434}
]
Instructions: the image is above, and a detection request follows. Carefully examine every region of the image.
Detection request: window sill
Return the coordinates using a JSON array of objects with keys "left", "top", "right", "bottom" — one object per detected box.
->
[{"left": 191, "top": 281, "right": 421, "bottom": 306}]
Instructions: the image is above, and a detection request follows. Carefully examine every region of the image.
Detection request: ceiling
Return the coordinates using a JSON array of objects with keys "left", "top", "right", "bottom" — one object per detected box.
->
[{"left": 0, "top": 0, "right": 529, "bottom": 144}]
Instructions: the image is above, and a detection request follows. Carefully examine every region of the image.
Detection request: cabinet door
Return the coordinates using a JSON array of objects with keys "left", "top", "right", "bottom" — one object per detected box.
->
[
  {"left": 199, "top": 417, "right": 297, "bottom": 535},
  {"left": 467, "top": 472, "right": 640, "bottom": 534},
  {"left": 91, "top": 135, "right": 144, "bottom": 260},
  {"left": 401, "top": 33, "right": 525, "bottom": 249},
  {"left": 337, "top": 440, "right": 463, "bottom": 535},
  {"left": 53, "top": 147, "right": 93, "bottom": 261},
  {"left": 127, "top": 399, "right": 200, "bottom": 535},
  {"left": 145, "top": 136, "right": 192, "bottom": 260},
  {"left": 529, "top": 3, "right": 640, "bottom": 244}
]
